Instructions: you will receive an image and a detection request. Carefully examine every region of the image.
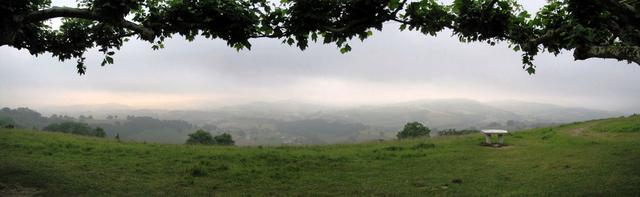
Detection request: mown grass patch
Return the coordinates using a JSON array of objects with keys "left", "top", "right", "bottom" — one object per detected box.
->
[{"left": 0, "top": 115, "right": 639, "bottom": 196}]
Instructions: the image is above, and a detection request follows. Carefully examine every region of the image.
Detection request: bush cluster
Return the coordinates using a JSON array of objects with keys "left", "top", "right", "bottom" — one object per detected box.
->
[
  {"left": 186, "top": 130, "right": 234, "bottom": 146},
  {"left": 397, "top": 122, "right": 431, "bottom": 139}
]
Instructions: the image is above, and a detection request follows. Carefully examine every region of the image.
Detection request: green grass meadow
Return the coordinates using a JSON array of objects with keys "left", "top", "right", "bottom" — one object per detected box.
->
[{"left": 1, "top": 115, "right": 640, "bottom": 196}]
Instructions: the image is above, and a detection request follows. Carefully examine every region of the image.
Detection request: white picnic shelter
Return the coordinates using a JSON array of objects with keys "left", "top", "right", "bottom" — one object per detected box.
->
[{"left": 481, "top": 129, "right": 508, "bottom": 145}]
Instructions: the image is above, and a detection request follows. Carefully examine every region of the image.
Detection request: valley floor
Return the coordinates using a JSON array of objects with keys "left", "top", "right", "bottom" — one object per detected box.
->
[{"left": 1, "top": 115, "right": 640, "bottom": 196}]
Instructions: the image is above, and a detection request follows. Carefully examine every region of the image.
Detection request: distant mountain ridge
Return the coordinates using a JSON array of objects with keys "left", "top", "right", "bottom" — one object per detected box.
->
[
  {"left": 37, "top": 99, "right": 622, "bottom": 127},
  {"left": 15, "top": 98, "right": 624, "bottom": 144}
]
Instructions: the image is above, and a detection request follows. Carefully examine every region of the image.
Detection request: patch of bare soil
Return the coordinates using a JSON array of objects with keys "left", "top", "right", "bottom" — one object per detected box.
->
[
  {"left": 0, "top": 183, "right": 41, "bottom": 197},
  {"left": 570, "top": 128, "right": 585, "bottom": 136}
]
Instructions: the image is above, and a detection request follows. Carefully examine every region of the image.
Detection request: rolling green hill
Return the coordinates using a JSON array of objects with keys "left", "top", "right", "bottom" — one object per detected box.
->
[{"left": 1, "top": 115, "right": 639, "bottom": 196}]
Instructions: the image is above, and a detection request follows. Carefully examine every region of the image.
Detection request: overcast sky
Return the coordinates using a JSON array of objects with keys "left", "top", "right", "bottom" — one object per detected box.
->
[{"left": 1, "top": 1, "right": 639, "bottom": 112}]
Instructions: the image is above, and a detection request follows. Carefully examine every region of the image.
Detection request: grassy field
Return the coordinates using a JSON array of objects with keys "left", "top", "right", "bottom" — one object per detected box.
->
[{"left": 1, "top": 115, "right": 639, "bottom": 196}]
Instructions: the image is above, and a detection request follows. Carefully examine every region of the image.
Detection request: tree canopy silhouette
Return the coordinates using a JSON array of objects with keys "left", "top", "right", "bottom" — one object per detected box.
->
[
  {"left": 1, "top": 0, "right": 638, "bottom": 74},
  {"left": 397, "top": 122, "right": 430, "bottom": 139},
  {"left": 186, "top": 129, "right": 234, "bottom": 145}
]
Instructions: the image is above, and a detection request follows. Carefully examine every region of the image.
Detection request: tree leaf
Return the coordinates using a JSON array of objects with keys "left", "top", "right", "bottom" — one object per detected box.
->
[
  {"left": 388, "top": 0, "right": 400, "bottom": 10},
  {"left": 340, "top": 44, "right": 352, "bottom": 54}
]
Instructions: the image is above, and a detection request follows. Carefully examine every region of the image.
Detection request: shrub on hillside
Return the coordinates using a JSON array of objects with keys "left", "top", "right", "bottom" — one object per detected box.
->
[
  {"left": 397, "top": 122, "right": 431, "bottom": 139},
  {"left": 412, "top": 142, "right": 436, "bottom": 150},
  {"left": 186, "top": 130, "right": 215, "bottom": 144},
  {"left": 188, "top": 165, "right": 207, "bottom": 177},
  {"left": 438, "top": 129, "right": 479, "bottom": 136},
  {"left": 213, "top": 133, "right": 234, "bottom": 145},
  {"left": 94, "top": 127, "right": 106, "bottom": 138},
  {"left": 186, "top": 130, "right": 235, "bottom": 146}
]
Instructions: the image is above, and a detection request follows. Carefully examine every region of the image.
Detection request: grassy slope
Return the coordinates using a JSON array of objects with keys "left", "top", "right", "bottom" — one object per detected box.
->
[{"left": 1, "top": 115, "right": 639, "bottom": 196}]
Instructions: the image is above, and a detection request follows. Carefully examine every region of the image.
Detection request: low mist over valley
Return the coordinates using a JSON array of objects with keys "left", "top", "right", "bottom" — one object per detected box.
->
[{"left": 2, "top": 99, "right": 621, "bottom": 145}]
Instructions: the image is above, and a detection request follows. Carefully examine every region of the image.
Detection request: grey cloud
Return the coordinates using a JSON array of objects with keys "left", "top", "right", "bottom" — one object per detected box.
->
[{"left": 1, "top": 1, "right": 639, "bottom": 112}]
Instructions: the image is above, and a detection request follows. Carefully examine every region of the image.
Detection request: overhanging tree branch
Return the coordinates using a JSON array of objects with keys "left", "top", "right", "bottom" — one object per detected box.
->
[
  {"left": 2, "top": 0, "right": 639, "bottom": 75},
  {"left": 574, "top": 45, "right": 640, "bottom": 65},
  {"left": 22, "top": 6, "right": 154, "bottom": 40}
]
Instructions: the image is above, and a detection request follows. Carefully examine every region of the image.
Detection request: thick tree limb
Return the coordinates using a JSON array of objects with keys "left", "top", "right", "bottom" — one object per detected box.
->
[
  {"left": 21, "top": 6, "right": 154, "bottom": 40},
  {"left": 23, "top": 7, "right": 102, "bottom": 22},
  {"left": 615, "top": 0, "right": 638, "bottom": 13},
  {"left": 321, "top": 18, "right": 372, "bottom": 32},
  {"left": 574, "top": 45, "right": 640, "bottom": 65}
]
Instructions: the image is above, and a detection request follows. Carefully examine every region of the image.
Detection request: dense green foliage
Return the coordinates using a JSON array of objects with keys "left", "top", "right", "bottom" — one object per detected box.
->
[
  {"left": 186, "top": 130, "right": 214, "bottom": 145},
  {"left": 43, "top": 122, "right": 106, "bottom": 138},
  {"left": 1, "top": 0, "right": 638, "bottom": 74},
  {"left": 397, "top": 122, "right": 431, "bottom": 139},
  {"left": 0, "top": 115, "right": 639, "bottom": 195},
  {"left": 94, "top": 127, "right": 106, "bottom": 138},
  {"left": 212, "top": 133, "right": 234, "bottom": 146},
  {"left": 186, "top": 130, "right": 234, "bottom": 146}
]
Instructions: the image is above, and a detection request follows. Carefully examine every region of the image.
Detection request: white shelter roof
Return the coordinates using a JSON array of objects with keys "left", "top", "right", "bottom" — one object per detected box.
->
[{"left": 481, "top": 129, "right": 508, "bottom": 134}]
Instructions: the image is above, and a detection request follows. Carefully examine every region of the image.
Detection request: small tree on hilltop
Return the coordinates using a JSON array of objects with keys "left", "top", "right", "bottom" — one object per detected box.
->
[
  {"left": 94, "top": 127, "right": 106, "bottom": 138},
  {"left": 186, "top": 130, "right": 235, "bottom": 146},
  {"left": 213, "top": 133, "right": 235, "bottom": 146},
  {"left": 397, "top": 122, "right": 431, "bottom": 139},
  {"left": 186, "top": 130, "right": 215, "bottom": 145}
]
